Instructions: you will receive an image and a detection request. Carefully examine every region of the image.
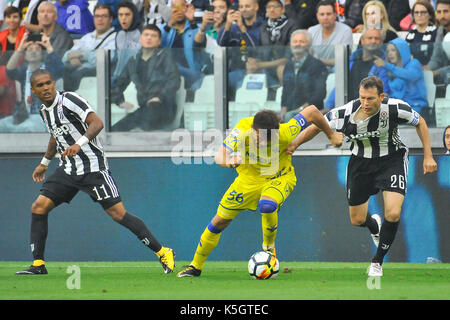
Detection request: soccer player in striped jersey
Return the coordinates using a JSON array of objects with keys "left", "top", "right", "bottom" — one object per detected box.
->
[
  {"left": 16, "top": 69, "right": 175, "bottom": 275},
  {"left": 287, "top": 76, "right": 437, "bottom": 276}
]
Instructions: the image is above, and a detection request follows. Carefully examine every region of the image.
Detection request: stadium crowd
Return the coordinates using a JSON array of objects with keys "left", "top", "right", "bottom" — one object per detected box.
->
[{"left": 0, "top": 0, "right": 449, "bottom": 131}]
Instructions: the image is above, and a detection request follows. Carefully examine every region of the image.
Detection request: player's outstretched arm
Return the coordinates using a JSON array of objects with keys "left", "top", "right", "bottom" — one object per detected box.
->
[
  {"left": 33, "top": 137, "right": 57, "bottom": 182},
  {"left": 299, "top": 105, "right": 343, "bottom": 147},
  {"left": 215, "top": 145, "right": 241, "bottom": 168},
  {"left": 286, "top": 124, "right": 322, "bottom": 155},
  {"left": 415, "top": 115, "right": 437, "bottom": 174},
  {"left": 61, "top": 112, "right": 104, "bottom": 160}
]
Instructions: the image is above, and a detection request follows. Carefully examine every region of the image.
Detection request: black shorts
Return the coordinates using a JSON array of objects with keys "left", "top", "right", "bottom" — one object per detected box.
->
[
  {"left": 346, "top": 149, "right": 408, "bottom": 206},
  {"left": 41, "top": 167, "right": 122, "bottom": 210}
]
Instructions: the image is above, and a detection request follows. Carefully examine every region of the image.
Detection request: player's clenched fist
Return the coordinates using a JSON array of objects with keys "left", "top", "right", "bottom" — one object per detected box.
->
[
  {"left": 330, "top": 132, "right": 344, "bottom": 148},
  {"left": 423, "top": 156, "right": 437, "bottom": 174}
]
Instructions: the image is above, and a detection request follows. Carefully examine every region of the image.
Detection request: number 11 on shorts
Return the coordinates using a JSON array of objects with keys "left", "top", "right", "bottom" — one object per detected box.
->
[{"left": 93, "top": 184, "right": 111, "bottom": 201}]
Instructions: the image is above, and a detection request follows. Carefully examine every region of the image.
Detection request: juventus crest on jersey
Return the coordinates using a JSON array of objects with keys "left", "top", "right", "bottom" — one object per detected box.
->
[
  {"left": 326, "top": 97, "right": 420, "bottom": 158},
  {"left": 39, "top": 91, "right": 109, "bottom": 175}
]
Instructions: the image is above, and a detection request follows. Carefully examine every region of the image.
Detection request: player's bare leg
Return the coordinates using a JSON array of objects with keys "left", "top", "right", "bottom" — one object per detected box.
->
[
  {"left": 349, "top": 199, "right": 381, "bottom": 243},
  {"left": 105, "top": 202, "right": 175, "bottom": 273},
  {"left": 381, "top": 191, "right": 403, "bottom": 223},
  {"left": 16, "top": 195, "right": 55, "bottom": 275},
  {"left": 349, "top": 201, "right": 370, "bottom": 226}
]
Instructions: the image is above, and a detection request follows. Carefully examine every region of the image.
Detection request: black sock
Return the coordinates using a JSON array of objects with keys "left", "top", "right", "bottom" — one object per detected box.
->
[
  {"left": 30, "top": 213, "right": 48, "bottom": 261},
  {"left": 372, "top": 220, "right": 399, "bottom": 264},
  {"left": 117, "top": 212, "right": 162, "bottom": 252},
  {"left": 360, "top": 212, "right": 379, "bottom": 235}
]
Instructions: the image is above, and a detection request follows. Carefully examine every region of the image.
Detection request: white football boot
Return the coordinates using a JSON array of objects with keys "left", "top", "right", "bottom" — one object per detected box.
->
[{"left": 368, "top": 262, "right": 383, "bottom": 277}]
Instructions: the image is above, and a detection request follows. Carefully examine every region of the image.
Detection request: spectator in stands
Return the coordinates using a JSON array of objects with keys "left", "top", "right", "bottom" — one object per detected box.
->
[
  {"left": 373, "top": 37, "right": 428, "bottom": 115},
  {"left": 217, "top": 0, "right": 263, "bottom": 47},
  {"left": 34, "top": 1, "right": 74, "bottom": 53},
  {"left": 355, "top": 1, "right": 397, "bottom": 43},
  {"left": 97, "top": 0, "right": 122, "bottom": 30},
  {"left": 143, "top": 0, "right": 171, "bottom": 26},
  {"left": 326, "top": 27, "right": 390, "bottom": 109},
  {"left": 405, "top": 0, "right": 437, "bottom": 65},
  {"left": 62, "top": 3, "right": 116, "bottom": 91},
  {"left": 160, "top": 0, "right": 206, "bottom": 91},
  {"left": 0, "top": 6, "right": 26, "bottom": 118},
  {"left": 284, "top": 0, "right": 318, "bottom": 30},
  {"left": 13, "top": 0, "right": 46, "bottom": 32},
  {"left": 355, "top": 28, "right": 390, "bottom": 97},
  {"left": 112, "top": 1, "right": 142, "bottom": 83},
  {"left": 338, "top": 0, "right": 370, "bottom": 30},
  {"left": 194, "top": 0, "right": 228, "bottom": 49},
  {"left": 307, "top": 0, "right": 353, "bottom": 69},
  {"left": 281, "top": 29, "right": 328, "bottom": 121},
  {"left": 217, "top": 0, "right": 264, "bottom": 98},
  {"left": 0, "top": 6, "right": 27, "bottom": 60},
  {"left": 444, "top": 125, "right": 450, "bottom": 154},
  {"left": 55, "top": 0, "right": 95, "bottom": 39},
  {"left": 254, "top": 0, "right": 297, "bottom": 87},
  {"left": 435, "top": 0, "right": 450, "bottom": 41},
  {"left": 0, "top": 32, "right": 63, "bottom": 132},
  {"left": 384, "top": 0, "right": 411, "bottom": 31},
  {"left": 190, "top": 0, "right": 212, "bottom": 24},
  {"left": 111, "top": 24, "right": 181, "bottom": 131},
  {"left": 424, "top": 0, "right": 450, "bottom": 86},
  {"left": 116, "top": 1, "right": 142, "bottom": 46},
  {"left": 193, "top": 0, "right": 228, "bottom": 75}
]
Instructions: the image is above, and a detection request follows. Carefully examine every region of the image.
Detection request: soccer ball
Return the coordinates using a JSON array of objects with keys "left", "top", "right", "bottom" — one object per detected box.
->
[{"left": 248, "top": 251, "right": 279, "bottom": 279}]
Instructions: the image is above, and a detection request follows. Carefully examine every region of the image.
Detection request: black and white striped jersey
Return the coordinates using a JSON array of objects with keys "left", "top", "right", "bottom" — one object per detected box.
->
[
  {"left": 39, "top": 91, "right": 109, "bottom": 175},
  {"left": 326, "top": 97, "right": 420, "bottom": 158}
]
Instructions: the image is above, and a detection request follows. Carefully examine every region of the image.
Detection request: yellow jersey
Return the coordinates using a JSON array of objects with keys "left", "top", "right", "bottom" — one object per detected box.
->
[{"left": 222, "top": 115, "right": 306, "bottom": 183}]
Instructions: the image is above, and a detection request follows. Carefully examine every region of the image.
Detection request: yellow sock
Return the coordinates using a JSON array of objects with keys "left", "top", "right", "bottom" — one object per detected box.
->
[
  {"left": 32, "top": 259, "right": 45, "bottom": 267},
  {"left": 261, "top": 210, "right": 278, "bottom": 250},
  {"left": 155, "top": 246, "right": 168, "bottom": 258},
  {"left": 191, "top": 225, "right": 221, "bottom": 270}
]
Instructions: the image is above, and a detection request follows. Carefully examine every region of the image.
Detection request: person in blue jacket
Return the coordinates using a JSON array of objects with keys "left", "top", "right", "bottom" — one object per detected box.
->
[
  {"left": 372, "top": 37, "right": 428, "bottom": 116},
  {"left": 160, "top": 0, "right": 206, "bottom": 91}
]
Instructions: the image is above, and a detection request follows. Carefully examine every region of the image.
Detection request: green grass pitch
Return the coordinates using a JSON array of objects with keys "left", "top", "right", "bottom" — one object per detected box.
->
[{"left": 1, "top": 261, "right": 449, "bottom": 300}]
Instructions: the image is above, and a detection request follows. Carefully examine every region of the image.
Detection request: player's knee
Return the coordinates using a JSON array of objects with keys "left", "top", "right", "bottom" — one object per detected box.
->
[
  {"left": 258, "top": 199, "right": 278, "bottom": 214},
  {"left": 350, "top": 216, "right": 366, "bottom": 226},
  {"left": 108, "top": 209, "right": 126, "bottom": 222},
  {"left": 105, "top": 202, "right": 126, "bottom": 221},
  {"left": 350, "top": 214, "right": 366, "bottom": 226},
  {"left": 31, "top": 199, "right": 51, "bottom": 214},
  {"left": 384, "top": 209, "right": 401, "bottom": 222}
]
